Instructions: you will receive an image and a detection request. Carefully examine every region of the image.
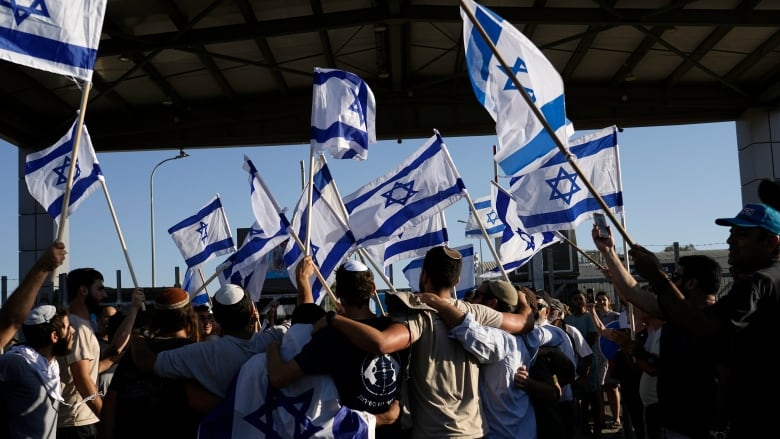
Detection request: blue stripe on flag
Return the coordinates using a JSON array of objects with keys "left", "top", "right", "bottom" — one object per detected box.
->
[
  {"left": 384, "top": 229, "right": 449, "bottom": 259},
  {"left": 0, "top": 28, "right": 97, "bottom": 71},
  {"left": 168, "top": 197, "right": 222, "bottom": 233},
  {"left": 520, "top": 193, "right": 623, "bottom": 229},
  {"left": 496, "top": 94, "right": 566, "bottom": 174},
  {"left": 185, "top": 238, "right": 235, "bottom": 267},
  {"left": 310, "top": 122, "right": 369, "bottom": 152},
  {"left": 46, "top": 164, "right": 103, "bottom": 218}
]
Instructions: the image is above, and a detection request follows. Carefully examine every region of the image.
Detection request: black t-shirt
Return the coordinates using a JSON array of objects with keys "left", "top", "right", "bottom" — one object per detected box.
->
[
  {"left": 108, "top": 337, "right": 199, "bottom": 439},
  {"left": 294, "top": 316, "right": 405, "bottom": 414}
]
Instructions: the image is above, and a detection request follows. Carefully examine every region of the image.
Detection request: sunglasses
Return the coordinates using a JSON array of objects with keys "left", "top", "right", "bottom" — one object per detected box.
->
[{"left": 536, "top": 302, "right": 548, "bottom": 309}]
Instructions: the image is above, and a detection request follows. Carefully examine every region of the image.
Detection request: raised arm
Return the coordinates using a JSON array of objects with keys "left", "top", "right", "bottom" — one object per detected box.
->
[
  {"left": 100, "top": 289, "right": 146, "bottom": 373},
  {"left": 0, "top": 241, "right": 66, "bottom": 348},
  {"left": 592, "top": 225, "right": 663, "bottom": 317},
  {"left": 296, "top": 256, "right": 315, "bottom": 305}
]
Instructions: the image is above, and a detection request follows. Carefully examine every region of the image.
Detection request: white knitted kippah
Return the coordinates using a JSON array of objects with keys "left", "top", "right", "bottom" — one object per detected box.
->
[
  {"left": 25, "top": 305, "right": 57, "bottom": 325},
  {"left": 214, "top": 283, "right": 245, "bottom": 305},
  {"left": 344, "top": 260, "right": 368, "bottom": 272}
]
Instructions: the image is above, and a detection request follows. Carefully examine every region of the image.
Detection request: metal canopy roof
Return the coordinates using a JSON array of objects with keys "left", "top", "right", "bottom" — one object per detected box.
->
[{"left": 2, "top": 0, "right": 779, "bottom": 153}]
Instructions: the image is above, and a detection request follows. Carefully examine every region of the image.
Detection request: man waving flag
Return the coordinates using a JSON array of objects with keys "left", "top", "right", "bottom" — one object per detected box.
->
[{"left": 461, "top": 0, "right": 572, "bottom": 176}]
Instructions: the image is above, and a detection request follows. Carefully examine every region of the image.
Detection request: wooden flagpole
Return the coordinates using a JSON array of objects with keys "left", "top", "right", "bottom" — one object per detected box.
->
[
  {"left": 460, "top": 0, "right": 634, "bottom": 247},
  {"left": 50, "top": 81, "right": 92, "bottom": 284}
]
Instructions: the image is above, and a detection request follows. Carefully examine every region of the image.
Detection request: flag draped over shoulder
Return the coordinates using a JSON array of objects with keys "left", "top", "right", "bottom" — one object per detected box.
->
[
  {"left": 465, "top": 195, "right": 505, "bottom": 239},
  {"left": 0, "top": 0, "right": 107, "bottom": 80},
  {"left": 344, "top": 132, "right": 466, "bottom": 247},
  {"left": 508, "top": 126, "right": 623, "bottom": 234},
  {"left": 311, "top": 67, "right": 377, "bottom": 160},
  {"left": 24, "top": 120, "right": 103, "bottom": 224},
  {"left": 363, "top": 212, "right": 449, "bottom": 268},
  {"left": 484, "top": 182, "right": 562, "bottom": 277},
  {"left": 198, "top": 324, "right": 376, "bottom": 439},
  {"left": 403, "top": 244, "right": 475, "bottom": 299},
  {"left": 168, "top": 195, "right": 235, "bottom": 268},
  {"left": 461, "top": 0, "right": 572, "bottom": 177},
  {"left": 283, "top": 160, "right": 356, "bottom": 301}
]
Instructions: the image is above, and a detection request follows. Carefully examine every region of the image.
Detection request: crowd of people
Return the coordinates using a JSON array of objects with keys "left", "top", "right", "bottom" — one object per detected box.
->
[{"left": 2, "top": 179, "right": 780, "bottom": 439}]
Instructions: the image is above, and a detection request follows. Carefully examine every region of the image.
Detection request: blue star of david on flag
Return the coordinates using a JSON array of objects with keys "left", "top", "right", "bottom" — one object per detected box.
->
[
  {"left": 381, "top": 181, "right": 418, "bottom": 207},
  {"left": 545, "top": 167, "right": 581, "bottom": 205},
  {"left": 1, "top": 0, "right": 50, "bottom": 25},
  {"left": 486, "top": 209, "right": 499, "bottom": 225},
  {"left": 517, "top": 228, "right": 535, "bottom": 251},
  {"left": 246, "top": 386, "right": 322, "bottom": 438},
  {"left": 347, "top": 87, "right": 366, "bottom": 127},
  {"left": 52, "top": 156, "right": 81, "bottom": 185},
  {"left": 196, "top": 221, "right": 209, "bottom": 242},
  {"left": 500, "top": 58, "right": 536, "bottom": 102}
]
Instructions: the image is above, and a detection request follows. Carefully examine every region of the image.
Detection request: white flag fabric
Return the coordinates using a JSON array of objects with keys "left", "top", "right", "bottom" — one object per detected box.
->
[
  {"left": 283, "top": 164, "right": 356, "bottom": 301},
  {"left": 483, "top": 182, "right": 562, "bottom": 277},
  {"left": 461, "top": 0, "right": 572, "bottom": 177},
  {"left": 0, "top": 0, "right": 107, "bottom": 81},
  {"left": 311, "top": 67, "right": 377, "bottom": 160},
  {"left": 465, "top": 195, "right": 505, "bottom": 239},
  {"left": 197, "top": 324, "right": 376, "bottom": 438},
  {"left": 508, "top": 126, "right": 623, "bottom": 234},
  {"left": 402, "top": 244, "right": 475, "bottom": 299},
  {"left": 363, "top": 212, "right": 449, "bottom": 268},
  {"left": 216, "top": 221, "right": 273, "bottom": 302},
  {"left": 344, "top": 132, "right": 466, "bottom": 247},
  {"left": 168, "top": 195, "right": 235, "bottom": 268},
  {"left": 24, "top": 120, "right": 104, "bottom": 225}
]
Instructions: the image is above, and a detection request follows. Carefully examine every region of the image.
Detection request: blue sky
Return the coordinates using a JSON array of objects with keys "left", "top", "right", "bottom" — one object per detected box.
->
[{"left": 0, "top": 121, "right": 740, "bottom": 291}]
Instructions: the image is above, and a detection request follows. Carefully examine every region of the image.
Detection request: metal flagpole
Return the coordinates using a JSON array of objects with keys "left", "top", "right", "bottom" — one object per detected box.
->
[{"left": 460, "top": 0, "right": 634, "bottom": 247}]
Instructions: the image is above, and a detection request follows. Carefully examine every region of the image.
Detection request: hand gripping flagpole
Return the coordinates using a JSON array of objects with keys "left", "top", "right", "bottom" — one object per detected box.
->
[
  {"left": 50, "top": 82, "right": 92, "bottom": 285},
  {"left": 460, "top": 0, "right": 634, "bottom": 248}
]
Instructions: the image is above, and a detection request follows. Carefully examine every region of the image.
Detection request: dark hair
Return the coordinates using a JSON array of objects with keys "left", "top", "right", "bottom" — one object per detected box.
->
[
  {"left": 150, "top": 303, "right": 199, "bottom": 340},
  {"left": 22, "top": 307, "right": 68, "bottom": 349},
  {"left": 335, "top": 264, "right": 374, "bottom": 307},
  {"left": 678, "top": 255, "right": 722, "bottom": 295},
  {"left": 517, "top": 286, "right": 538, "bottom": 316},
  {"left": 212, "top": 293, "right": 256, "bottom": 332},
  {"left": 66, "top": 268, "right": 103, "bottom": 301},
  {"left": 422, "top": 246, "right": 462, "bottom": 291}
]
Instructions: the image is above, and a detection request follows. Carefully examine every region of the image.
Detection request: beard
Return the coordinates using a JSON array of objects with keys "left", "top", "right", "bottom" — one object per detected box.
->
[
  {"left": 85, "top": 293, "right": 103, "bottom": 315},
  {"left": 52, "top": 333, "right": 72, "bottom": 356}
]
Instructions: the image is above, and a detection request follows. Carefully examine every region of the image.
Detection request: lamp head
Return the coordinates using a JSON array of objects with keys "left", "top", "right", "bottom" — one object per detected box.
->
[{"left": 177, "top": 149, "right": 189, "bottom": 159}]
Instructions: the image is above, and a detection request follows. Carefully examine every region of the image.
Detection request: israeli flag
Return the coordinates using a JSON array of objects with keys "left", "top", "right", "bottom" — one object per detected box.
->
[
  {"left": 0, "top": 0, "right": 107, "bottom": 81},
  {"left": 24, "top": 120, "right": 104, "bottom": 225},
  {"left": 483, "top": 182, "right": 562, "bottom": 277},
  {"left": 344, "top": 132, "right": 466, "bottom": 247},
  {"left": 402, "top": 244, "right": 475, "bottom": 299},
  {"left": 168, "top": 195, "right": 236, "bottom": 268},
  {"left": 311, "top": 67, "right": 377, "bottom": 160},
  {"left": 217, "top": 221, "right": 273, "bottom": 302},
  {"left": 183, "top": 267, "right": 209, "bottom": 306},
  {"left": 508, "top": 126, "right": 623, "bottom": 234},
  {"left": 461, "top": 0, "right": 572, "bottom": 177},
  {"left": 363, "top": 212, "right": 449, "bottom": 268},
  {"left": 197, "top": 325, "right": 376, "bottom": 439},
  {"left": 465, "top": 195, "right": 505, "bottom": 239},
  {"left": 283, "top": 162, "right": 356, "bottom": 301}
]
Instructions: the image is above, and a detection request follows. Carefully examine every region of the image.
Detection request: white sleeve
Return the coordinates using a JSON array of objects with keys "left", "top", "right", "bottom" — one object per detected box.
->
[{"left": 448, "top": 312, "right": 514, "bottom": 364}]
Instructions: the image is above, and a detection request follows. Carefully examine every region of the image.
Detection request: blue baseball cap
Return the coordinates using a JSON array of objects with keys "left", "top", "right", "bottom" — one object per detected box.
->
[{"left": 715, "top": 203, "right": 780, "bottom": 235}]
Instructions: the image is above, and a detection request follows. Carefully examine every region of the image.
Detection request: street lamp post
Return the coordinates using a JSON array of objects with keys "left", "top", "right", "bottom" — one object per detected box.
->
[{"left": 150, "top": 149, "right": 189, "bottom": 288}]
